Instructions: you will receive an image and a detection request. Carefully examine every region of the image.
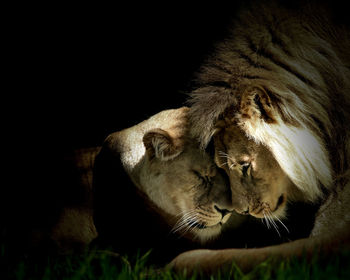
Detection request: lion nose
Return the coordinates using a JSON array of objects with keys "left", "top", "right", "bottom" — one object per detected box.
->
[{"left": 214, "top": 205, "right": 232, "bottom": 218}]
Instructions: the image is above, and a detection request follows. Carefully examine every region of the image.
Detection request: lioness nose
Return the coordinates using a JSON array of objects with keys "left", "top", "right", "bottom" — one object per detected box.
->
[{"left": 214, "top": 205, "right": 232, "bottom": 218}]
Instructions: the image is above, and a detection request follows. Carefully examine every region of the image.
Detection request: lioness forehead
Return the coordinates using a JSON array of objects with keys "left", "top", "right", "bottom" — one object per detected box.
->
[{"left": 185, "top": 150, "right": 216, "bottom": 175}]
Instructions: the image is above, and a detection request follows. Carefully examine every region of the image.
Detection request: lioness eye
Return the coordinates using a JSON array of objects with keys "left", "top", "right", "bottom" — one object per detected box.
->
[
  {"left": 193, "top": 170, "right": 204, "bottom": 180},
  {"left": 193, "top": 170, "right": 210, "bottom": 185},
  {"left": 240, "top": 162, "right": 251, "bottom": 176}
]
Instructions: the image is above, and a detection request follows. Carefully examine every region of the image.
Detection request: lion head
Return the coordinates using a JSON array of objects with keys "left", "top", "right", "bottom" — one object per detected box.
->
[
  {"left": 168, "top": 1, "right": 350, "bottom": 274},
  {"left": 188, "top": 18, "right": 350, "bottom": 224},
  {"left": 101, "top": 107, "right": 242, "bottom": 243},
  {"left": 189, "top": 83, "right": 339, "bottom": 224},
  {"left": 213, "top": 121, "right": 293, "bottom": 220}
]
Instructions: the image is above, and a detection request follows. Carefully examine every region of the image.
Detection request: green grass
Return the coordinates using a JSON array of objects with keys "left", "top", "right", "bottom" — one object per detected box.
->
[{"left": 2, "top": 245, "right": 350, "bottom": 280}]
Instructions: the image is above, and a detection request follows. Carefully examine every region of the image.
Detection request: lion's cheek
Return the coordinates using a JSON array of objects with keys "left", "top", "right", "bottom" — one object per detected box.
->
[
  {"left": 258, "top": 168, "right": 289, "bottom": 200},
  {"left": 140, "top": 173, "right": 182, "bottom": 217}
]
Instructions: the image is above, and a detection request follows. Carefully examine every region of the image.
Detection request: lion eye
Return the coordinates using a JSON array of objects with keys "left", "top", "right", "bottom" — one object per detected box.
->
[{"left": 240, "top": 162, "right": 251, "bottom": 176}]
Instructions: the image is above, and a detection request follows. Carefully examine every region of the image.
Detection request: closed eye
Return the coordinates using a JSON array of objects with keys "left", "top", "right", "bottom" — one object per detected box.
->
[{"left": 192, "top": 170, "right": 211, "bottom": 186}]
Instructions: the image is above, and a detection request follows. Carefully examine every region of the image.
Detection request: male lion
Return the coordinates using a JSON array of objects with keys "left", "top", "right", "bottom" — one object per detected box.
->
[
  {"left": 93, "top": 107, "right": 245, "bottom": 260},
  {"left": 169, "top": 0, "right": 350, "bottom": 274}
]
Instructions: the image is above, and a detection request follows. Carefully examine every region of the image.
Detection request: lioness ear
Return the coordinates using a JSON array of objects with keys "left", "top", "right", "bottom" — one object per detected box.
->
[
  {"left": 143, "top": 128, "right": 183, "bottom": 161},
  {"left": 240, "top": 86, "right": 276, "bottom": 123}
]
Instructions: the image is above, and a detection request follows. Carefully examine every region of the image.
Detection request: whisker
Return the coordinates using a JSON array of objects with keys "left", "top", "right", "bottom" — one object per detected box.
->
[
  {"left": 218, "top": 155, "right": 229, "bottom": 159},
  {"left": 180, "top": 218, "right": 198, "bottom": 236},
  {"left": 272, "top": 213, "right": 290, "bottom": 233},
  {"left": 217, "top": 151, "right": 236, "bottom": 164},
  {"left": 218, "top": 151, "right": 228, "bottom": 156},
  {"left": 263, "top": 212, "right": 270, "bottom": 229},
  {"left": 172, "top": 219, "right": 192, "bottom": 235},
  {"left": 174, "top": 211, "right": 198, "bottom": 228},
  {"left": 266, "top": 210, "right": 281, "bottom": 237},
  {"left": 189, "top": 220, "right": 202, "bottom": 235},
  {"left": 172, "top": 215, "right": 194, "bottom": 232},
  {"left": 172, "top": 216, "right": 193, "bottom": 231},
  {"left": 172, "top": 214, "right": 191, "bottom": 232},
  {"left": 218, "top": 162, "right": 228, "bottom": 168},
  {"left": 174, "top": 208, "right": 196, "bottom": 218},
  {"left": 171, "top": 210, "right": 198, "bottom": 235}
]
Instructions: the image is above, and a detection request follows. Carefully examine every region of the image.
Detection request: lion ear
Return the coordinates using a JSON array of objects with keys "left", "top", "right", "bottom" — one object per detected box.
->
[
  {"left": 143, "top": 128, "right": 184, "bottom": 161},
  {"left": 240, "top": 86, "right": 276, "bottom": 123}
]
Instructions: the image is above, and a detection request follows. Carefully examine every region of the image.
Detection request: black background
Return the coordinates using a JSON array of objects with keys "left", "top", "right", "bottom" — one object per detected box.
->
[
  {"left": 8, "top": 1, "right": 235, "bottom": 197},
  {"left": 42, "top": 3, "right": 233, "bottom": 152},
  {"left": 21, "top": 0, "right": 348, "bottom": 153},
  {"left": 4, "top": 2, "right": 236, "bottom": 248},
  {"left": 6, "top": 0, "right": 347, "bottom": 256},
  {"left": 13, "top": 0, "right": 349, "bottom": 168}
]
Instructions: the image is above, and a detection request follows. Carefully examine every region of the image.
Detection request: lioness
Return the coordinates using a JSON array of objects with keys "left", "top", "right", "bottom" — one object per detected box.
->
[
  {"left": 45, "top": 108, "right": 243, "bottom": 256},
  {"left": 93, "top": 107, "right": 245, "bottom": 260}
]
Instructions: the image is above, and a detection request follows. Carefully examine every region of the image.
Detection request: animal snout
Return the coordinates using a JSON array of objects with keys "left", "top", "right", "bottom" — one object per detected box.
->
[{"left": 214, "top": 205, "right": 232, "bottom": 218}]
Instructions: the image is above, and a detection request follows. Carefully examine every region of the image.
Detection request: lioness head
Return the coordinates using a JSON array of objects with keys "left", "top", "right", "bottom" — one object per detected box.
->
[{"left": 104, "top": 107, "right": 238, "bottom": 243}]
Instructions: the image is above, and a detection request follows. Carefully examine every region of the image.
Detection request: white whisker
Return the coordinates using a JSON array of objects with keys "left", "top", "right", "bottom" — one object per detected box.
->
[
  {"left": 266, "top": 210, "right": 281, "bottom": 237},
  {"left": 172, "top": 216, "right": 193, "bottom": 232},
  {"left": 180, "top": 218, "right": 198, "bottom": 236},
  {"left": 217, "top": 151, "right": 236, "bottom": 167},
  {"left": 218, "top": 162, "right": 228, "bottom": 168},
  {"left": 263, "top": 212, "right": 270, "bottom": 229},
  {"left": 171, "top": 209, "right": 199, "bottom": 236},
  {"left": 272, "top": 213, "right": 289, "bottom": 233},
  {"left": 218, "top": 155, "right": 229, "bottom": 158},
  {"left": 174, "top": 208, "right": 196, "bottom": 218}
]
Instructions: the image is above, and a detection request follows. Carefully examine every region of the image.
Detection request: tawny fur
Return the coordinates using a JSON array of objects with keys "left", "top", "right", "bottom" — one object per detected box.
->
[
  {"left": 170, "top": 0, "right": 350, "bottom": 274},
  {"left": 99, "top": 107, "right": 245, "bottom": 243}
]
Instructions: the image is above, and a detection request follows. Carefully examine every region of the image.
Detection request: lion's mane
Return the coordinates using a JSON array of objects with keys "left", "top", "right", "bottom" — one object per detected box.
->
[{"left": 188, "top": 0, "right": 350, "bottom": 203}]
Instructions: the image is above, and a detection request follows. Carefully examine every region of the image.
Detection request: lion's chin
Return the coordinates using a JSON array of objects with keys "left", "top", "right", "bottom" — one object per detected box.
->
[{"left": 193, "top": 224, "right": 222, "bottom": 243}]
